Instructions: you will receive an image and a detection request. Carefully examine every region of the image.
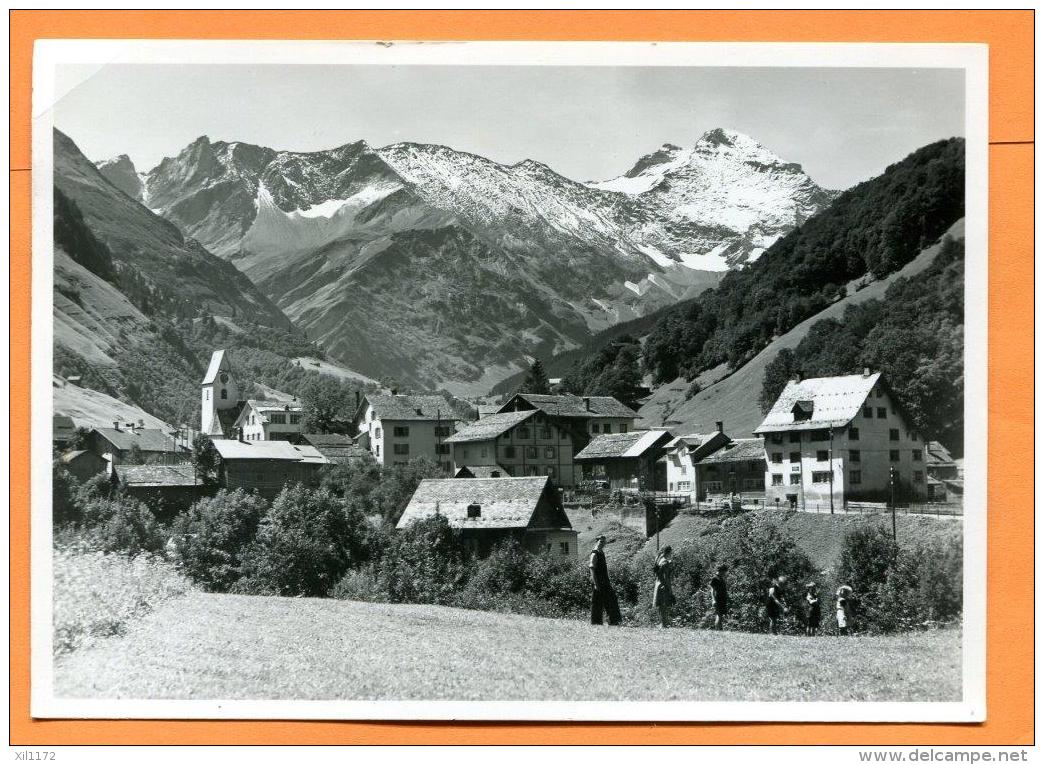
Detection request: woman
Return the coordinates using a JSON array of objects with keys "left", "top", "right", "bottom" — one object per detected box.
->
[
  {"left": 804, "top": 582, "right": 822, "bottom": 636},
  {"left": 835, "top": 585, "right": 853, "bottom": 635},
  {"left": 765, "top": 575, "right": 789, "bottom": 635},
  {"left": 652, "top": 545, "right": 675, "bottom": 628}
]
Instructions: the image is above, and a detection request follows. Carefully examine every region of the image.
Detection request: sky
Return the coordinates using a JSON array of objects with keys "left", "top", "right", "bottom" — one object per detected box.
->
[{"left": 53, "top": 64, "right": 965, "bottom": 190}]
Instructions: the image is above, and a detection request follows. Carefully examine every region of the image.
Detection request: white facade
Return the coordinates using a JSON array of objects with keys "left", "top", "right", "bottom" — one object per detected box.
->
[
  {"left": 355, "top": 398, "right": 459, "bottom": 471},
  {"left": 201, "top": 350, "right": 239, "bottom": 437},
  {"left": 235, "top": 400, "right": 304, "bottom": 442}
]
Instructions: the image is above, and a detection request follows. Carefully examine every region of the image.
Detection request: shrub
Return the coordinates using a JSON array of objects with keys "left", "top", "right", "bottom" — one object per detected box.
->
[
  {"left": 237, "top": 485, "right": 368, "bottom": 597},
  {"left": 53, "top": 545, "right": 191, "bottom": 656},
  {"left": 53, "top": 462, "right": 81, "bottom": 527},
  {"left": 376, "top": 457, "right": 444, "bottom": 524},
  {"left": 75, "top": 472, "right": 113, "bottom": 508},
  {"left": 170, "top": 489, "right": 268, "bottom": 591},
  {"left": 333, "top": 515, "right": 469, "bottom": 605},
  {"left": 77, "top": 495, "right": 167, "bottom": 557}
]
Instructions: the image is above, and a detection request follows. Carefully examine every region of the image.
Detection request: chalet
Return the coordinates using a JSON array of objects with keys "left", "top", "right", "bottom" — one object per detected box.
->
[
  {"left": 87, "top": 423, "right": 186, "bottom": 466},
  {"left": 663, "top": 423, "right": 732, "bottom": 500},
  {"left": 299, "top": 433, "right": 370, "bottom": 465},
  {"left": 201, "top": 350, "right": 245, "bottom": 439},
  {"left": 497, "top": 393, "right": 638, "bottom": 440},
  {"left": 925, "top": 440, "right": 962, "bottom": 502},
  {"left": 57, "top": 449, "right": 107, "bottom": 482},
  {"left": 574, "top": 429, "right": 673, "bottom": 493},
  {"left": 694, "top": 438, "right": 766, "bottom": 504},
  {"left": 211, "top": 438, "right": 329, "bottom": 500},
  {"left": 354, "top": 394, "right": 469, "bottom": 471},
  {"left": 443, "top": 410, "right": 577, "bottom": 487},
  {"left": 53, "top": 415, "right": 77, "bottom": 448},
  {"left": 110, "top": 462, "right": 205, "bottom": 521},
  {"left": 754, "top": 370, "right": 928, "bottom": 510},
  {"left": 234, "top": 399, "right": 304, "bottom": 442},
  {"left": 454, "top": 465, "right": 510, "bottom": 479},
  {"left": 397, "top": 476, "right": 578, "bottom": 558}
]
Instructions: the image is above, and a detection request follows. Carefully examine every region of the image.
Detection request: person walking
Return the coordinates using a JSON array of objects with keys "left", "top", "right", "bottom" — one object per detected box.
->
[
  {"left": 709, "top": 564, "right": 729, "bottom": 630},
  {"left": 804, "top": 582, "right": 822, "bottom": 636},
  {"left": 652, "top": 546, "right": 675, "bottom": 628},
  {"left": 589, "top": 536, "right": 621, "bottom": 626},
  {"left": 835, "top": 585, "right": 853, "bottom": 635},
  {"left": 766, "top": 575, "right": 789, "bottom": 635}
]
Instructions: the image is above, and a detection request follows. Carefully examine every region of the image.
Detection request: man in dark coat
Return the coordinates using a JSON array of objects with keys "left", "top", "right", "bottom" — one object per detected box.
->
[
  {"left": 589, "top": 536, "right": 621, "bottom": 625},
  {"left": 709, "top": 564, "right": 729, "bottom": 630}
]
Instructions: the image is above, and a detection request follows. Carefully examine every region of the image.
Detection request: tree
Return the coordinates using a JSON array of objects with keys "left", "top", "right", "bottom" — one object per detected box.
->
[
  {"left": 171, "top": 489, "right": 268, "bottom": 591},
  {"left": 378, "top": 457, "right": 444, "bottom": 525},
  {"left": 518, "top": 358, "right": 550, "bottom": 395},
  {"left": 300, "top": 375, "right": 355, "bottom": 433},
  {"left": 191, "top": 433, "right": 220, "bottom": 486},
  {"left": 71, "top": 426, "right": 92, "bottom": 451},
  {"left": 125, "top": 443, "right": 145, "bottom": 465},
  {"left": 586, "top": 344, "right": 643, "bottom": 407}
]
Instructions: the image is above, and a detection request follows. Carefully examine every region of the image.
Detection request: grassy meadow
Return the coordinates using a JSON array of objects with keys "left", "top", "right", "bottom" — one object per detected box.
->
[{"left": 54, "top": 592, "right": 961, "bottom": 702}]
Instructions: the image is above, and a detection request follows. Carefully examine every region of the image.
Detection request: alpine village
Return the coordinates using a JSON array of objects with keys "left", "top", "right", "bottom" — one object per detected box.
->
[{"left": 53, "top": 126, "right": 965, "bottom": 649}]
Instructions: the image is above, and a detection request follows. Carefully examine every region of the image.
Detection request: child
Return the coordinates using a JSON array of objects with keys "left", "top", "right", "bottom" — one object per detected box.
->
[
  {"left": 835, "top": 585, "right": 853, "bottom": 635},
  {"left": 804, "top": 582, "right": 821, "bottom": 636}
]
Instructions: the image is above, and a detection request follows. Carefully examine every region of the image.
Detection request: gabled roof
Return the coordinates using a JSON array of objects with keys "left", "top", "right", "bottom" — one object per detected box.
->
[
  {"left": 697, "top": 438, "right": 765, "bottom": 465},
  {"left": 363, "top": 394, "right": 467, "bottom": 422},
  {"left": 754, "top": 372, "right": 882, "bottom": 433},
  {"left": 926, "top": 440, "right": 955, "bottom": 467},
  {"left": 665, "top": 432, "right": 722, "bottom": 451},
  {"left": 397, "top": 476, "right": 560, "bottom": 530},
  {"left": 453, "top": 465, "right": 511, "bottom": 479},
  {"left": 575, "top": 429, "right": 673, "bottom": 461},
  {"left": 115, "top": 463, "right": 198, "bottom": 488},
  {"left": 498, "top": 393, "right": 637, "bottom": 419},
  {"left": 444, "top": 410, "right": 535, "bottom": 444},
  {"left": 202, "top": 350, "right": 230, "bottom": 385},
  {"left": 211, "top": 439, "right": 330, "bottom": 464},
  {"left": 59, "top": 449, "right": 89, "bottom": 464},
  {"left": 247, "top": 399, "right": 302, "bottom": 413},
  {"left": 92, "top": 427, "right": 178, "bottom": 453},
  {"left": 300, "top": 433, "right": 369, "bottom": 463},
  {"left": 54, "top": 414, "right": 76, "bottom": 429}
]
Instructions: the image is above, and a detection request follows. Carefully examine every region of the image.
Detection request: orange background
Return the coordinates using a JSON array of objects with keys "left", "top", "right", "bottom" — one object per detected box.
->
[{"left": 9, "top": 10, "right": 1033, "bottom": 745}]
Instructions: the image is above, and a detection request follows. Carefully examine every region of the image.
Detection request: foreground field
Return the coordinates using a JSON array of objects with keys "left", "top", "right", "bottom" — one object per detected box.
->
[{"left": 55, "top": 593, "right": 961, "bottom": 702}]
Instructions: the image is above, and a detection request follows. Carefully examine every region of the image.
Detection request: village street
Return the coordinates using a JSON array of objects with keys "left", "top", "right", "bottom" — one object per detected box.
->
[{"left": 54, "top": 592, "right": 961, "bottom": 703}]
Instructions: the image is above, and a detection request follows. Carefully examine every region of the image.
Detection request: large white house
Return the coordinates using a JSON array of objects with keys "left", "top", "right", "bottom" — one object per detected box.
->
[
  {"left": 754, "top": 370, "right": 928, "bottom": 510},
  {"left": 233, "top": 399, "right": 304, "bottom": 442},
  {"left": 353, "top": 393, "right": 468, "bottom": 470}
]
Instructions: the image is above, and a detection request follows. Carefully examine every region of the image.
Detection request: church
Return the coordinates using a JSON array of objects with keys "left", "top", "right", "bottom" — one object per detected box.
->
[{"left": 200, "top": 350, "right": 303, "bottom": 442}]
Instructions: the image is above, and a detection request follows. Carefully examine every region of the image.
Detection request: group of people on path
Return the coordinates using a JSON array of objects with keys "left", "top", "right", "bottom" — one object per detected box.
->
[{"left": 588, "top": 537, "right": 855, "bottom": 635}]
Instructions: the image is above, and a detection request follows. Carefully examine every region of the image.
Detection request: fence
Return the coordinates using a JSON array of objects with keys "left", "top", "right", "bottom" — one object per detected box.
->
[{"left": 793, "top": 500, "right": 964, "bottom": 517}]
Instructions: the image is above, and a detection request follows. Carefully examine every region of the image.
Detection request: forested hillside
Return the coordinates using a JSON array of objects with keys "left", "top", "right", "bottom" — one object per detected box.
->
[
  {"left": 641, "top": 138, "right": 965, "bottom": 383},
  {"left": 760, "top": 237, "right": 964, "bottom": 452}
]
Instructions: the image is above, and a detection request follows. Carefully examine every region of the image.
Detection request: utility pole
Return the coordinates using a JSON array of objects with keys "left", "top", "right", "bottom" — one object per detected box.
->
[
  {"left": 890, "top": 466, "right": 898, "bottom": 543},
  {"left": 828, "top": 428, "right": 835, "bottom": 515}
]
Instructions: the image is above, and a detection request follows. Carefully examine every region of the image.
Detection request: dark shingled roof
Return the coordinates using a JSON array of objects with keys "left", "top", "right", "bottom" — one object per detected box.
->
[
  {"left": 499, "top": 393, "right": 637, "bottom": 419},
  {"left": 300, "top": 433, "right": 369, "bottom": 463},
  {"left": 397, "top": 476, "right": 559, "bottom": 530},
  {"left": 453, "top": 465, "right": 511, "bottom": 479},
  {"left": 365, "top": 394, "right": 469, "bottom": 422},
  {"left": 444, "top": 410, "right": 535, "bottom": 444},
  {"left": 575, "top": 429, "right": 673, "bottom": 461},
  {"left": 92, "top": 427, "right": 179, "bottom": 454},
  {"left": 115, "top": 463, "right": 198, "bottom": 488},
  {"left": 698, "top": 438, "right": 765, "bottom": 465},
  {"left": 926, "top": 440, "right": 956, "bottom": 468}
]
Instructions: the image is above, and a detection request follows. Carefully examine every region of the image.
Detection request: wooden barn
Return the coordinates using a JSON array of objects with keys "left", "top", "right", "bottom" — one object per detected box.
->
[
  {"left": 574, "top": 429, "right": 674, "bottom": 493},
  {"left": 211, "top": 438, "right": 329, "bottom": 500}
]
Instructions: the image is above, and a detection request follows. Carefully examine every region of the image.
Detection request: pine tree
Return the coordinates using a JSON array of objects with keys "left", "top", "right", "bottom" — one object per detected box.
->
[{"left": 518, "top": 359, "right": 550, "bottom": 395}]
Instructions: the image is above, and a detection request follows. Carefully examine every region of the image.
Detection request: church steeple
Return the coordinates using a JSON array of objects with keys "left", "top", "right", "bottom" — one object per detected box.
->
[{"left": 201, "top": 350, "right": 238, "bottom": 437}]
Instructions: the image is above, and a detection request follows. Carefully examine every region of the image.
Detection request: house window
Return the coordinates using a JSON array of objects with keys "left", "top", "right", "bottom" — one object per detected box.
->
[
  {"left": 375, "top": 444, "right": 381, "bottom": 456},
  {"left": 876, "top": 389, "right": 883, "bottom": 398},
  {"left": 677, "top": 481, "right": 691, "bottom": 491},
  {"left": 889, "top": 428, "right": 900, "bottom": 441},
  {"left": 436, "top": 444, "right": 450, "bottom": 455},
  {"left": 770, "top": 475, "right": 783, "bottom": 486},
  {"left": 520, "top": 427, "right": 533, "bottom": 439},
  {"left": 541, "top": 428, "right": 552, "bottom": 440},
  {"left": 877, "top": 407, "right": 887, "bottom": 419},
  {"left": 850, "top": 470, "right": 862, "bottom": 485},
  {"left": 620, "top": 424, "right": 628, "bottom": 433},
  {"left": 770, "top": 434, "right": 783, "bottom": 444},
  {"left": 289, "top": 414, "right": 301, "bottom": 425},
  {"left": 467, "top": 504, "right": 481, "bottom": 519},
  {"left": 526, "top": 446, "right": 538, "bottom": 459},
  {"left": 590, "top": 424, "right": 599, "bottom": 434},
  {"left": 810, "top": 429, "right": 829, "bottom": 442},
  {"left": 435, "top": 426, "right": 452, "bottom": 437},
  {"left": 912, "top": 450, "right": 923, "bottom": 461},
  {"left": 270, "top": 413, "right": 286, "bottom": 424},
  {"left": 771, "top": 452, "right": 783, "bottom": 463},
  {"left": 789, "top": 452, "right": 801, "bottom": 463},
  {"left": 374, "top": 427, "right": 382, "bottom": 439},
  {"left": 546, "top": 466, "right": 556, "bottom": 477},
  {"left": 220, "top": 389, "right": 227, "bottom": 400},
  {"left": 560, "top": 542, "right": 570, "bottom": 555},
  {"left": 789, "top": 432, "right": 801, "bottom": 443},
  {"left": 503, "top": 446, "right": 516, "bottom": 459},
  {"left": 679, "top": 464, "right": 687, "bottom": 475},
  {"left": 889, "top": 450, "right": 900, "bottom": 462},
  {"left": 812, "top": 471, "right": 831, "bottom": 483},
  {"left": 706, "top": 481, "right": 724, "bottom": 493},
  {"left": 480, "top": 447, "right": 488, "bottom": 458},
  {"left": 745, "top": 478, "right": 764, "bottom": 490},
  {"left": 863, "top": 406, "right": 872, "bottom": 418},
  {"left": 545, "top": 446, "right": 556, "bottom": 460},
  {"left": 849, "top": 450, "right": 861, "bottom": 462},
  {"left": 789, "top": 474, "right": 801, "bottom": 486},
  {"left": 393, "top": 443, "right": 410, "bottom": 456},
  {"left": 849, "top": 427, "right": 859, "bottom": 440},
  {"left": 816, "top": 450, "right": 829, "bottom": 462},
  {"left": 393, "top": 426, "right": 410, "bottom": 438},
  {"left": 914, "top": 471, "right": 924, "bottom": 483}
]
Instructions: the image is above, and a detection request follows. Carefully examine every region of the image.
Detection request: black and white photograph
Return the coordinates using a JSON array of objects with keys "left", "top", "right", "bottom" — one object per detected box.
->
[{"left": 31, "top": 40, "right": 987, "bottom": 721}]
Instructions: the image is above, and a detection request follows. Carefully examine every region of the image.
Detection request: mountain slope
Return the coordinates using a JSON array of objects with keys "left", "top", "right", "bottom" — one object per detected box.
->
[
  {"left": 131, "top": 128, "right": 833, "bottom": 391},
  {"left": 637, "top": 219, "right": 965, "bottom": 437}
]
